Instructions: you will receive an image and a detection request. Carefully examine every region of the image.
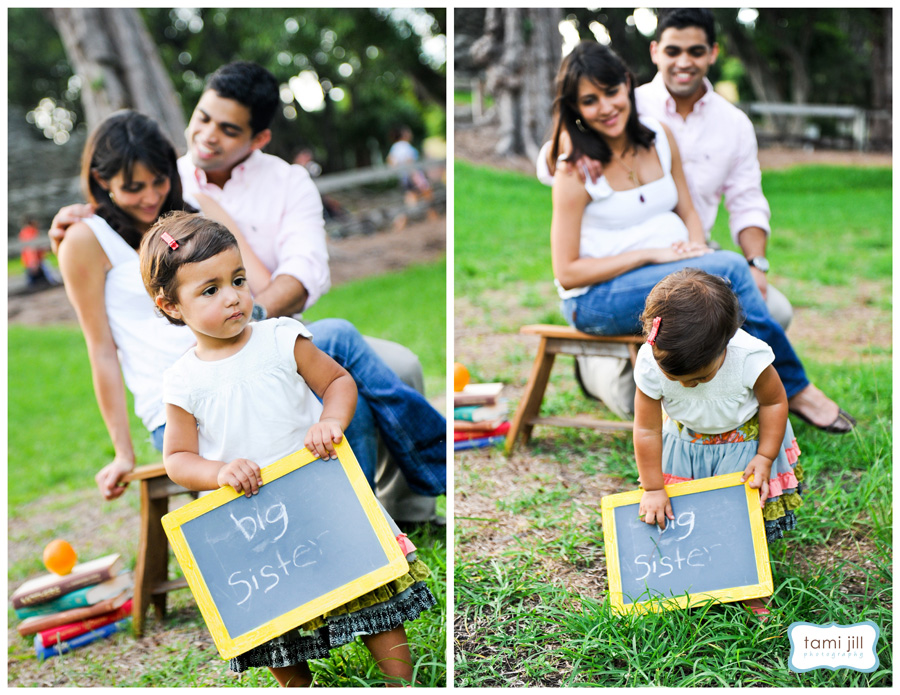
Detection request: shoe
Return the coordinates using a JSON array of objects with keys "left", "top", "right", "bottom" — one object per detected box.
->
[{"left": 790, "top": 408, "right": 856, "bottom": 434}]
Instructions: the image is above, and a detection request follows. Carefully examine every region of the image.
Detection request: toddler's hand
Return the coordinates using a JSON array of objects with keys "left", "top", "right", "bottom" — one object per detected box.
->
[
  {"left": 218, "top": 458, "right": 263, "bottom": 497},
  {"left": 639, "top": 489, "right": 674, "bottom": 530},
  {"left": 742, "top": 455, "right": 773, "bottom": 507},
  {"left": 305, "top": 419, "right": 344, "bottom": 461}
]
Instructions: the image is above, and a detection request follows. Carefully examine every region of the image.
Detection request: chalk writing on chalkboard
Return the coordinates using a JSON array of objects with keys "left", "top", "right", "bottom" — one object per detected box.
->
[
  {"left": 601, "top": 472, "right": 772, "bottom": 613},
  {"left": 163, "top": 441, "right": 409, "bottom": 658}
]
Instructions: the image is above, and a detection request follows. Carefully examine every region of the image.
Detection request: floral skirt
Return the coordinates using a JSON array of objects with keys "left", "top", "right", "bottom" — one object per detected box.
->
[
  {"left": 229, "top": 543, "right": 436, "bottom": 672},
  {"left": 661, "top": 413, "right": 803, "bottom": 541}
]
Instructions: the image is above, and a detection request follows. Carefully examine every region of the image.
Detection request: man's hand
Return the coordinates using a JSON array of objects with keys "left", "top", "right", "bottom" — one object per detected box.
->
[
  {"left": 749, "top": 266, "right": 768, "bottom": 299},
  {"left": 49, "top": 203, "right": 94, "bottom": 255},
  {"left": 558, "top": 153, "right": 603, "bottom": 185}
]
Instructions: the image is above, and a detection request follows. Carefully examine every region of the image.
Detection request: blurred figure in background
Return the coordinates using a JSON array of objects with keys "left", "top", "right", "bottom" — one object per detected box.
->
[{"left": 387, "top": 125, "right": 437, "bottom": 229}]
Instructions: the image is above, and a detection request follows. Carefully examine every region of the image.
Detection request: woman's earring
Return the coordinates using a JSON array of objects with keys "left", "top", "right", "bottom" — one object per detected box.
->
[
  {"left": 575, "top": 118, "right": 587, "bottom": 133},
  {"left": 109, "top": 191, "right": 117, "bottom": 204}
]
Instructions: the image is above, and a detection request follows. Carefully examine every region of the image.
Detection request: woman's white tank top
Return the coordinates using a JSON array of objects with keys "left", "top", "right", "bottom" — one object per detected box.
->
[
  {"left": 82, "top": 215, "right": 195, "bottom": 431},
  {"left": 556, "top": 117, "right": 690, "bottom": 298}
]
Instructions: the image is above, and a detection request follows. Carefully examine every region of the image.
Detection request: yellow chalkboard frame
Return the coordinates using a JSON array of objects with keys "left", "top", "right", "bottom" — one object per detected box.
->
[
  {"left": 162, "top": 439, "right": 409, "bottom": 659},
  {"left": 601, "top": 471, "right": 773, "bottom": 614}
]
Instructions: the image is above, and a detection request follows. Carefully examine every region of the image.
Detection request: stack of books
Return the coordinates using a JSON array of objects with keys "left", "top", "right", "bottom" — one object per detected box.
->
[
  {"left": 11, "top": 553, "right": 134, "bottom": 659},
  {"left": 454, "top": 383, "right": 509, "bottom": 450}
]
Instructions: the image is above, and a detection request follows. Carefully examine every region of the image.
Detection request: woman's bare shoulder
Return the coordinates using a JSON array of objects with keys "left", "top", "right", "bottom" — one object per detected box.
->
[
  {"left": 57, "top": 220, "right": 109, "bottom": 268},
  {"left": 552, "top": 163, "right": 591, "bottom": 204}
]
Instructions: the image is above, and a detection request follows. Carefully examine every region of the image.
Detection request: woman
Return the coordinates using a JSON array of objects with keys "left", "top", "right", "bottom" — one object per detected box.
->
[
  {"left": 57, "top": 110, "right": 273, "bottom": 500},
  {"left": 546, "top": 41, "right": 854, "bottom": 432}
]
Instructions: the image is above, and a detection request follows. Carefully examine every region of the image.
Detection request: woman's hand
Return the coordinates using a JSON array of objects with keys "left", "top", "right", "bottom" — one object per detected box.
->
[
  {"left": 305, "top": 418, "right": 344, "bottom": 461},
  {"left": 648, "top": 241, "right": 714, "bottom": 265},
  {"left": 95, "top": 456, "right": 135, "bottom": 501},
  {"left": 217, "top": 458, "right": 263, "bottom": 497},
  {"left": 742, "top": 455, "right": 773, "bottom": 507},
  {"left": 639, "top": 489, "right": 674, "bottom": 530}
]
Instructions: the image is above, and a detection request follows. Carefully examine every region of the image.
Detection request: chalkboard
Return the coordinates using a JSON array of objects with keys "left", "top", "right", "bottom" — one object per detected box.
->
[
  {"left": 600, "top": 471, "right": 772, "bottom": 613},
  {"left": 162, "top": 440, "right": 409, "bottom": 658}
]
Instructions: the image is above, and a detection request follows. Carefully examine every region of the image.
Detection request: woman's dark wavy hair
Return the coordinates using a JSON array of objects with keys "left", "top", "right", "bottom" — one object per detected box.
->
[
  {"left": 550, "top": 41, "right": 655, "bottom": 166},
  {"left": 81, "top": 110, "right": 192, "bottom": 250},
  {"left": 641, "top": 268, "right": 744, "bottom": 376}
]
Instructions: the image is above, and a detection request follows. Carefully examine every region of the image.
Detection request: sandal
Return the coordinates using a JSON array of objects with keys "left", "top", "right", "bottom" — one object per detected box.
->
[{"left": 790, "top": 407, "right": 856, "bottom": 434}]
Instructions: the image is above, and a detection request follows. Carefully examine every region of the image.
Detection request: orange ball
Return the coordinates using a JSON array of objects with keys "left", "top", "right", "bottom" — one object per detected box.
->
[
  {"left": 453, "top": 362, "right": 470, "bottom": 392},
  {"left": 43, "top": 539, "right": 78, "bottom": 576}
]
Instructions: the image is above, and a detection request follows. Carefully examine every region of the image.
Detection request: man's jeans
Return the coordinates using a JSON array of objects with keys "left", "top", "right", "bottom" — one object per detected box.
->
[
  {"left": 308, "top": 318, "right": 446, "bottom": 496},
  {"left": 561, "top": 250, "right": 809, "bottom": 398}
]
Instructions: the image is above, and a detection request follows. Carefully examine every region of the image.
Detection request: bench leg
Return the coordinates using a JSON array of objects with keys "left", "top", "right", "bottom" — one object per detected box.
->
[
  {"left": 132, "top": 481, "right": 170, "bottom": 636},
  {"left": 506, "top": 337, "right": 556, "bottom": 453}
]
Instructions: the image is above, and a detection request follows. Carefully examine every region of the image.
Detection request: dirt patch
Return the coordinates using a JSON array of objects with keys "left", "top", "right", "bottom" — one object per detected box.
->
[
  {"left": 7, "top": 216, "right": 446, "bottom": 326},
  {"left": 783, "top": 281, "right": 891, "bottom": 363}
]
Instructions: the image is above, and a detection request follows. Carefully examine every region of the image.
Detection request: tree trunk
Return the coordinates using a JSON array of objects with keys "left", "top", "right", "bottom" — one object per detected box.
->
[
  {"left": 49, "top": 8, "right": 186, "bottom": 150},
  {"left": 868, "top": 8, "right": 892, "bottom": 148},
  {"left": 470, "top": 8, "right": 562, "bottom": 159}
]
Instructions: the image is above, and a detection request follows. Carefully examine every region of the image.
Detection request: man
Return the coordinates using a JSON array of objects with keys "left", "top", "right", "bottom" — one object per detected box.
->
[
  {"left": 52, "top": 62, "right": 446, "bottom": 519},
  {"left": 636, "top": 8, "right": 791, "bottom": 328},
  {"left": 535, "top": 11, "right": 852, "bottom": 433}
]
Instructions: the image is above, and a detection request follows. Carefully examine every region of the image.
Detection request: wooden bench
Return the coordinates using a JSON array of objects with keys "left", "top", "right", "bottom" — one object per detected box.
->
[
  {"left": 122, "top": 463, "right": 195, "bottom": 636},
  {"left": 505, "top": 325, "right": 643, "bottom": 453}
]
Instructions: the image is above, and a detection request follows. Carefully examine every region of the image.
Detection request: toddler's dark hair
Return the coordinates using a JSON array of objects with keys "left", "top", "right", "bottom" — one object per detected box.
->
[
  {"left": 139, "top": 211, "right": 238, "bottom": 326},
  {"left": 641, "top": 268, "right": 743, "bottom": 376}
]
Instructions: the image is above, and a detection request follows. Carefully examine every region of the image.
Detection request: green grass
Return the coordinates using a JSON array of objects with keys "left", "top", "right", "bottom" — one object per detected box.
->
[
  {"left": 8, "top": 327, "right": 161, "bottom": 509},
  {"left": 454, "top": 163, "right": 552, "bottom": 295},
  {"left": 710, "top": 166, "right": 892, "bottom": 299},
  {"left": 8, "top": 260, "right": 447, "bottom": 686},
  {"left": 454, "top": 162, "right": 891, "bottom": 686},
  {"left": 454, "top": 90, "right": 495, "bottom": 109},
  {"left": 455, "top": 161, "right": 891, "bottom": 302},
  {"left": 303, "top": 260, "right": 446, "bottom": 396}
]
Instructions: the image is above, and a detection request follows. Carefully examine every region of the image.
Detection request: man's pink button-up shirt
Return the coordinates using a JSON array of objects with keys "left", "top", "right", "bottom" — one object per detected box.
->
[
  {"left": 178, "top": 150, "right": 330, "bottom": 311},
  {"left": 635, "top": 73, "right": 771, "bottom": 246}
]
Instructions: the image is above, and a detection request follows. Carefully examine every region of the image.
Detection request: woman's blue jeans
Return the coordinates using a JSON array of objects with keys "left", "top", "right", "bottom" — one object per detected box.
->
[
  {"left": 150, "top": 318, "right": 446, "bottom": 497},
  {"left": 560, "top": 250, "right": 809, "bottom": 398}
]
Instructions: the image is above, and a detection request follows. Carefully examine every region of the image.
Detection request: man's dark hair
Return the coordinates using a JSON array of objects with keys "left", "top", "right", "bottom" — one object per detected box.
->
[
  {"left": 656, "top": 8, "right": 716, "bottom": 46},
  {"left": 206, "top": 61, "right": 280, "bottom": 134}
]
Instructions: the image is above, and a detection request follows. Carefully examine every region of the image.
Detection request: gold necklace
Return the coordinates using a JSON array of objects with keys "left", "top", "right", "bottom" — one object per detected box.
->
[{"left": 614, "top": 145, "right": 645, "bottom": 202}]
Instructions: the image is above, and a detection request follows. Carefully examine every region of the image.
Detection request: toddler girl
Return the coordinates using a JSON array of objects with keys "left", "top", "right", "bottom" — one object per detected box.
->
[
  {"left": 139, "top": 211, "right": 435, "bottom": 686},
  {"left": 632, "top": 268, "right": 802, "bottom": 619}
]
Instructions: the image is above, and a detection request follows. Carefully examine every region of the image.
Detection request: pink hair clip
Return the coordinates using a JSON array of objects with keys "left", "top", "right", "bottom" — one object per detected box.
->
[
  {"left": 160, "top": 232, "right": 179, "bottom": 250},
  {"left": 647, "top": 316, "right": 661, "bottom": 345}
]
